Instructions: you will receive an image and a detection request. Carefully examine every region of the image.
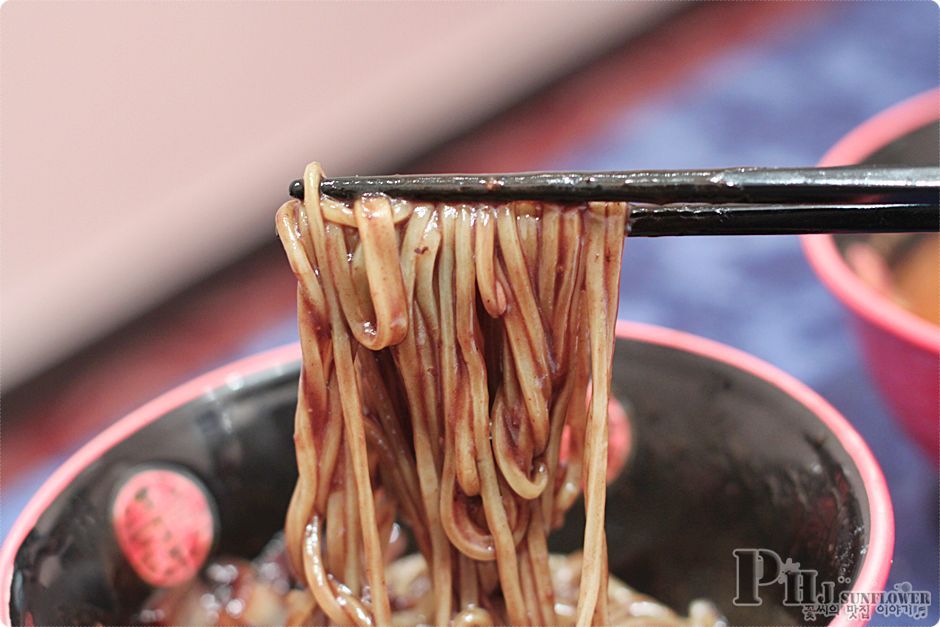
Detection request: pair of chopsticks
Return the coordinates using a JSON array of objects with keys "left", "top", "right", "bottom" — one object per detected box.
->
[{"left": 288, "top": 165, "right": 939, "bottom": 236}]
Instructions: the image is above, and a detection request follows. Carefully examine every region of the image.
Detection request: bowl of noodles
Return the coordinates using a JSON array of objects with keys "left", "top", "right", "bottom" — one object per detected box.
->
[
  {"left": 3, "top": 168, "right": 893, "bottom": 626},
  {"left": 0, "top": 323, "right": 892, "bottom": 626},
  {"left": 803, "top": 88, "right": 939, "bottom": 463}
]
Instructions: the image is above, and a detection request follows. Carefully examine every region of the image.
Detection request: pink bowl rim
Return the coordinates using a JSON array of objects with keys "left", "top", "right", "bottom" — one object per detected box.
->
[
  {"left": 0, "top": 321, "right": 894, "bottom": 626},
  {"left": 802, "top": 87, "right": 940, "bottom": 354}
]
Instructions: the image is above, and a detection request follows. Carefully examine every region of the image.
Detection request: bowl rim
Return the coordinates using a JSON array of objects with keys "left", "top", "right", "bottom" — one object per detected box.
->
[
  {"left": 0, "top": 321, "right": 894, "bottom": 626},
  {"left": 802, "top": 87, "right": 940, "bottom": 354}
]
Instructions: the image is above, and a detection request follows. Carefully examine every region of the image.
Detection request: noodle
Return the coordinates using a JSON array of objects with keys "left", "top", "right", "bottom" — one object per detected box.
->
[
  {"left": 275, "top": 162, "right": 626, "bottom": 626},
  {"left": 141, "top": 162, "right": 723, "bottom": 626}
]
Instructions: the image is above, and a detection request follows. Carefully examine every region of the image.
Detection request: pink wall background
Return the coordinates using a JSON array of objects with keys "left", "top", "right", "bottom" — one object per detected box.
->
[{"left": 0, "top": 1, "right": 670, "bottom": 388}]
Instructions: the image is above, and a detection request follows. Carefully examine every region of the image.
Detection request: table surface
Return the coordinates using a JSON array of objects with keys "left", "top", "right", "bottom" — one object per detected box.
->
[{"left": 3, "top": 2, "right": 937, "bottom": 624}]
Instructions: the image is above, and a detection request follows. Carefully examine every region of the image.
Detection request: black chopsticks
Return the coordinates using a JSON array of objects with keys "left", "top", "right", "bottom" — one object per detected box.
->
[{"left": 287, "top": 165, "right": 939, "bottom": 236}]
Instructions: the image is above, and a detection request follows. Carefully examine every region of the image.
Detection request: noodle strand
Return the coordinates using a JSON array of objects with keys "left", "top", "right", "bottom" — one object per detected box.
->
[{"left": 277, "top": 163, "right": 629, "bottom": 627}]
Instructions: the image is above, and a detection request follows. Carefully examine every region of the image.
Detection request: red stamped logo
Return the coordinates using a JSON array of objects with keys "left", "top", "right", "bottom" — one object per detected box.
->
[{"left": 111, "top": 467, "right": 215, "bottom": 587}]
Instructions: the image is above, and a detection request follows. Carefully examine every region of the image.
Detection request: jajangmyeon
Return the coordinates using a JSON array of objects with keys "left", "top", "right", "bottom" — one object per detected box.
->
[{"left": 141, "top": 162, "right": 722, "bottom": 627}]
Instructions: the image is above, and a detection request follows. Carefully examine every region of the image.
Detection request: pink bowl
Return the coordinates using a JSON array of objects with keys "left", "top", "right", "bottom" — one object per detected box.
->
[
  {"left": 803, "top": 88, "right": 940, "bottom": 464},
  {"left": 1, "top": 322, "right": 893, "bottom": 625}
]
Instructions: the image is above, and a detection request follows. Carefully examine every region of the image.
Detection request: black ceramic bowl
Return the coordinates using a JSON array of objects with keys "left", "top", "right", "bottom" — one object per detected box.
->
[{"left": 1, "top": 322, "right": 893, "bottom": 626}]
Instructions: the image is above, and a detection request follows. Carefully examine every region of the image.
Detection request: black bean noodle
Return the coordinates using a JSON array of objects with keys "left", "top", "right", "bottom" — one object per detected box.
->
[{"left": 141, "top": 162, "right": 723, "bottom": 627}]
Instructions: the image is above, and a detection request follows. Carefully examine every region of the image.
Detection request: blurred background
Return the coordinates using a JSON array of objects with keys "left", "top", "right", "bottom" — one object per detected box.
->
[{"left": 1, "top": 1, "right": 937, "bottom": 624}]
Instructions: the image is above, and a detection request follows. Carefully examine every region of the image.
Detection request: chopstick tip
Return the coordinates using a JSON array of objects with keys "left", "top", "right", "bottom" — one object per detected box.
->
[{"left": 289, "top": 179, "right": 304, "bottom": 200}]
